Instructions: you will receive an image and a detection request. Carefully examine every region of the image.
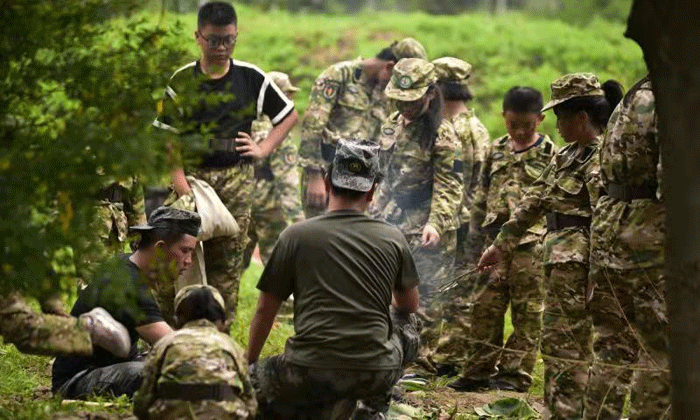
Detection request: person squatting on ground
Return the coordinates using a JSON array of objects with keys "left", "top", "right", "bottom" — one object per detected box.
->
[
  {"left": 582, "top": 76, "right": 670, "bottom": 420},
  {"left": 439, "top": 87, "right": 556, "bottom": 391},
  {"left": 154, "top": 1, "right": 298, "bottom": 322},
  {"left": 134, "top": 285, "right": 256, "bottom": 420},
  {"left": 243, "top": 71, "right": 304, "bottom": 268},
  {"left": 247, "top": 139, "right": 420, "bottom": 420},
  {"left": 52, "top": 207, "right": 201, "bottom": 400},
  {"left": 372, "top": 58, "right": 463, "bottom": 309},
  {"left": 474, "top": 73, "right": 623, "bottom": 419},
  {"left": 299, "top": 38, "right": 427, "bottom": 218}
]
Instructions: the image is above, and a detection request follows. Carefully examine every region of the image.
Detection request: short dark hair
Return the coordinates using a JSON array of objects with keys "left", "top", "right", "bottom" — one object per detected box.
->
[
  {"left": 553, "top": 80, "right": 624, "bottom": 130},
  {"left": 503, "top": 86, "right": 543, "bottom": 114},
  {"left": 438, "top": 81, "right": 473, "bottom": 102},
  {"left": 326, "top": 164, "right": 371, "bottom": 201},
  {"left": 137, "top": 226, "right": 190, "bottom": 250},
  {"left": 175, "top": 287, "right": 226, "bottom": 328},
  {"left": 198, "top": 1, "right": 237, "bottom": 28},
  {"left": 375, "top": 47, "right": 398, "bottom": 62}
]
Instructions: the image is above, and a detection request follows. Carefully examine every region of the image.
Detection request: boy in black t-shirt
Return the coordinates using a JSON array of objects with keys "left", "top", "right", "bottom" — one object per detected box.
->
[{"left": 52, "top": 207, "right": 201, "bottom": 400}]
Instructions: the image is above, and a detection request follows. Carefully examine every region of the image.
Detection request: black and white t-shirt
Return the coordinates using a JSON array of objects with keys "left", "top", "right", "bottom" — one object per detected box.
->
[{"left": 154, "top": 59, "right": 295, "bottom": 168}]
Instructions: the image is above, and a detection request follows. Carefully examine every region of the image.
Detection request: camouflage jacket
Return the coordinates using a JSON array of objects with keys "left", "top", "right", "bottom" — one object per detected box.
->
[
  {"left": 471, "top": 134, "right": 557, "bottom": 245},
  {"left": 493, "top": 138, "right": 601, "bottom": 265},
  {"left": 298, "top": 59, "right": 391, "bottom": 171},
  {"left": 452, "top": 109, "right": 490, "bottom": 225},
  {"left": 251, "top": 117, "right": 303, "bottom": 222},
  {"left": 133, "top": 319, "right": 257, "bottom": 420},
  {"left": 96, "top": 177, "right": 146, "bottom": 244},
  {"left": 373, "top": 112, "right": 463, "bottom": 236},
  {"left": 591, "top": 77, "right": 663, "bottom": 269}
]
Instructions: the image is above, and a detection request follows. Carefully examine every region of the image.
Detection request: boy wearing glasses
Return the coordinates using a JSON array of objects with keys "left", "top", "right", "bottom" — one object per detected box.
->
[{"left": 154, "top": 1, "right": 298, "bottom": 322}]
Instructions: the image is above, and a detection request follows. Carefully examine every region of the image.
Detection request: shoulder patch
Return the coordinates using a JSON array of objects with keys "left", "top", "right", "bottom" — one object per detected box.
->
[
  {"left": 492, "top": 152, "right": 505, "bottom": 160},
  {"left": 322, "top": 80, "right": 341, "bottom": 100},
  {"left": 284, "top": 151, "right": 297, "bottom": 165}
]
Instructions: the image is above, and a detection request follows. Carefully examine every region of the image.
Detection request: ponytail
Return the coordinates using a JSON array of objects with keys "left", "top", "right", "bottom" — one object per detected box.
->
[{"left": 417, "top": 84, "right": 444, "bottom": 151}]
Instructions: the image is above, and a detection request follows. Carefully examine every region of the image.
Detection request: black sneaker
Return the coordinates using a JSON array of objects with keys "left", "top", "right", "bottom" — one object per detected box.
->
[
  {"left": 447, "top": 377, "right": 490, "bottom": 392},
  {"left": 489, "top": 377, "right": 530, "bottom": 393}
]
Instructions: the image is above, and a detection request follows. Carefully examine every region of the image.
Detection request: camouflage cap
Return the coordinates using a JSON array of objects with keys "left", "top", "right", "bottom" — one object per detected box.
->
[
  {"left": 391, "top": 37, "right": 428, "bottom": 60},
  {"left": 174, "top": 285, "right": 226, "bottom": 314},
  {"left": 385, "top": 58, "right": 436, "bottom": 102},
  {"left": 432, "top": 57, "right": 472, "bottom": 87},
  {"left": 130, "top": 206, "right": 201, "bottom": 237},
  {"left": 331, "top": 138, "right": 380, "bottom": 192},
  {"left": 268, "top": 71, "right": 299, "bottom": 94},
  {"left": 542, "top": 72, "right": 605, "bottom": 112}
]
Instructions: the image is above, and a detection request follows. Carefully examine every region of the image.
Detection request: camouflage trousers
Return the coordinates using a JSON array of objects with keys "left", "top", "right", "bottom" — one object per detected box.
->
[
  {"left": 0, "top": 293, "right": 92, "bottom": 357},
  {"left": 455, "top": 242, "right": 543, "bottom": 390},
  {"left": 190, "top": 165, "right": 254, "bottom": 322},
  {"left": 407, "top": 229, "right": 457, "bottom": 309},
  {"left": 243, "top": 181, "right": 290, "bottom": 268},
  {"left": 542, "top": 262, "right": 593, "bottom": 420},
  {"left": 583, "top": 265, "right": 669, "bottom": 420},
  {"left": 252, "top": 310, "right": 419, "bottom": 420}
]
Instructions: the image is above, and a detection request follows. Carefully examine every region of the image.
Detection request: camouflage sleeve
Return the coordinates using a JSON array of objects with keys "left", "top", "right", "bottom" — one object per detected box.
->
[
  {"left": 125, "top": 177, "right": 147, "bottom": 227},
  {"left": 465, "top": 118, "right": 490, "bottom": 208},
  {"left": 298, "top": 67, "right": 344, "bottom": 171},
  {"left": 586, "top": 151, "right": 602, "bottom": 208},
  {"left": 493, "top": 157, "right": 552, "bottom": 255},
  {"left": 133, "top": 338, "right": 168, "bottom": 419},
  {"left": 427, "top": 123, "right": 464, "bottom": 235},
  {"left": 272, "top": 141, "right": 304, "bottom": 222}
]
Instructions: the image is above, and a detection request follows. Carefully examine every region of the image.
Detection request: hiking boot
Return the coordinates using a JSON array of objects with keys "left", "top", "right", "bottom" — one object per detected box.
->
[
  {"left": 446, "top": 376, "right": 490, "bottom": 392},
  {"left": 489, "top": 377, "right": 530, "bottom": 393},
  {"left": 79, "top": 307, "right": 131, "bottom": 358}
]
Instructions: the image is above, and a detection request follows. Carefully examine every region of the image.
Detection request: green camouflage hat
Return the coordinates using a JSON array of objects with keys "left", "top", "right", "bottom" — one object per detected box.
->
[
  {"left": 391, "top": 37, "right": 428, "bottom": 60},
  {"left": 542, "top": 73, "right": 605, "bottom": 111},
  {"left": 432, "top": 57, "right": 472, "bottom": 86},
  {"left": 268, "top": 71, "right": 299, "bottom": 94},
  {"left": 130, "top": 206, "right": 201, "bottom": 237},
  {"left": 174, "top": 284, "right": 226, "bottom": 314},
  {"left": 331, "top": 138, "right": 380, "bottom": 192},
  {"left": 385, "top": 58, "right": 436, "bottom": 102}
]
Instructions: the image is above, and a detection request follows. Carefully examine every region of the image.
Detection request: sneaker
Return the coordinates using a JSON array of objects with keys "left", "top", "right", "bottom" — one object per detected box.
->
[
  {"left": 79, "top": 307, "right": 131, "bottom": 358},
  {"left": 446, "top": 376, "right": 490, "bottom": 392}
]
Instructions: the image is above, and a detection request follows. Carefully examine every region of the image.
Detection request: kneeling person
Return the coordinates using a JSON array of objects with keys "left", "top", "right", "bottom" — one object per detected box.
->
[
  {"left": 248, "top": 139, "right": 420, "bottom": 419},
  {"left": 134, "top": 285, "right": 256, "bottom": 420},
  {"left": 52, "top": 207, "right": 200, "bottom": 399}
]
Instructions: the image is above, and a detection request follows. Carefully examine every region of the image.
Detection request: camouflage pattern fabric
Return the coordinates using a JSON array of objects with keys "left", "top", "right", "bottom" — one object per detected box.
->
[
  {"left": 244, "top": 117, "right": 302, "bottom": 266},
  {"left": 0, "top": 293, "right": 92, "bottom": 357},
  {"left": 541, "top": 73, "right": 605, "bottom": 112},
  {"left": 391, "top": 37, "right": 428, "bottom": 61},
  {"left": 384, "top": 59, "right": 436, "bottom": 102},
  {"left": 584, "top": 78, "right": 670, "bottom": 420},
  {"left": 491, "top": 138, "right": 600, "bottom": 419},
  {"left": 542, "top": 263, "right": 592, "bottom": 420},
  {"left": 133, "top": 319, "right": 256, "bottom": 420},
  {"left": 298, "top": 59, "right": 392, "bottom": 173},
  {"left": 453, "top": 109, "right": 490, "bottom": 230},
  {"left": 408, "top": 229, "right": 456, "bottom": 308}
]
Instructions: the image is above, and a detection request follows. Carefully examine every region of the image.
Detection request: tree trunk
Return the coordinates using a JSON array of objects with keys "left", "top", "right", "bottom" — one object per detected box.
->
[
  {"left": 626, "top": 1, "right": 700, "bottom": 418},
  {"left": 494, "top": 0, "right": 507, "bottom": 14}
]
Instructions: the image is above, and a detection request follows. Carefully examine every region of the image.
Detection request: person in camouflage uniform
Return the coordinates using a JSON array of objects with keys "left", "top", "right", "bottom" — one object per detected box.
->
[
  {"left": 434, "top": 87, "right": 555, "bottom": 391},
  {"left": 474, "top": 74, "right": 623, "bottom": 419},
  {"left": 134, "top": 285, "right": 256, "bottom": 420},
  {"left": 582, "top": 77, "right": 670, "bottom": 420},
  {"left": 0, "top": 293, "right": 130, "bottom": 358},
  {"left": 299, "top": 38, "right": 427, "bottom": 218},
  {"left": 372, "top": 58, "right": 463, "bottom": 308},
  {"left": 244, "top": 71, "right": 304, "bottom": 267},
  {"left": 431, "top": 57, "right": 490, "bottom": 267}
]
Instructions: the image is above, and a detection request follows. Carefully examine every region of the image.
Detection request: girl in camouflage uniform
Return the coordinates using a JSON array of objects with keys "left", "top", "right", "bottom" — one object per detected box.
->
[
  {"left": 372, "top": 58, "right": 463, "bottom": 307},
  {"left": 476, "top": 73, "right": 622, "bottom": 420}
]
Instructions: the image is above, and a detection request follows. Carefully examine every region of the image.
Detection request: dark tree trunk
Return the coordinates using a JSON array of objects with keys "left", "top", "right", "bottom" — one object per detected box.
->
[{"left": 626, "top": 1, "right": 700, "bottom": 418}]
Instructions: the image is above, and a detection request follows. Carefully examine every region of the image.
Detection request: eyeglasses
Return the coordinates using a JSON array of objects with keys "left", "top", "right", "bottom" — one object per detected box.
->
[{"left": 198, "top": 33, "right": 237, "bottom": 49}]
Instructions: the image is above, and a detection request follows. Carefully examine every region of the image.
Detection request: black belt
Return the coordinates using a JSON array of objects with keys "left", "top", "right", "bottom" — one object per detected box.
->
[
  {"left": 97, "top": 184, "right": 124, "bottom": 203},
  {"left": 546, "top": 212, "right": 590, "bottom": 232},
  {"left": 201, "top": 138, "right": 252, "bottom": 169},
  {"left": 604, "top": 182, "right": 656, "bottom": 202},
  {"left": 156, "top": 382, "right": 239, "bottom": 402},
  {"left": 254, "top": 162, "right": 274, "bottom": 181}
]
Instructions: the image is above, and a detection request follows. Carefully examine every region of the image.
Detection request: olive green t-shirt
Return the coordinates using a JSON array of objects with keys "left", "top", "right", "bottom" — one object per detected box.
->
[{"left": 257, "top": 209, "right": 420, "bottom": 370}]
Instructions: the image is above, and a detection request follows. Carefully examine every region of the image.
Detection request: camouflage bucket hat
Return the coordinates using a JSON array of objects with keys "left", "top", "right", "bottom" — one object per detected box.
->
[
  {"left": 130, "top": 206, "right": 201, "bottom": 237},
  {"left": 385, "top": 58, "right": 436, "bottom": 102},
  {"left": 331, "top": 138, "right": 380, "bottom": 192},
  {"left": 432, "top": 57, "right": 472, "bottom": 87},
  {"left": 542, "top": 72, "right": 605, "bottom": 112},
  {"left": 268, "top": 71, "right": 299, "bottom": 93},
  {"left": 174, "top": 284, "right": 226, "bottom": 314},
  {"left": 391, "top": 37, "right": 428, "bottom": 60}
]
